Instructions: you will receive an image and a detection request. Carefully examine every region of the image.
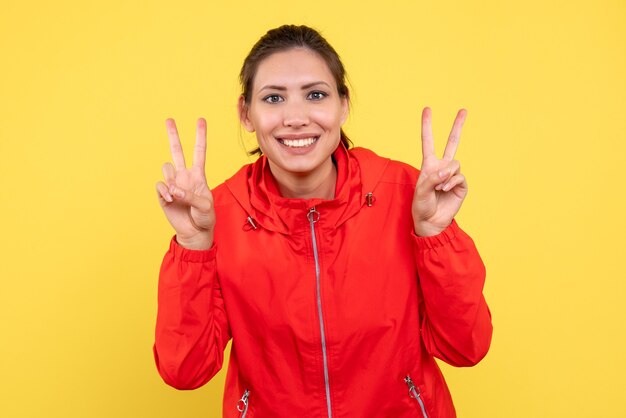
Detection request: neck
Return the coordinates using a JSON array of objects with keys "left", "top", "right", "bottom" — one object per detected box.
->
[{"left": 269, "top": 158, "right": 337, "bottom": 200}]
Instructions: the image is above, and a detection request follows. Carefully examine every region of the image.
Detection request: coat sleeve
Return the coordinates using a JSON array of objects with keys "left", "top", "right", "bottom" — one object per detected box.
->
[
  {"left": 413, "top": 220, "right": 493, "bottom": 367},
  {"left": 153, "top": 236, "right": 231, "bottom": 389}
]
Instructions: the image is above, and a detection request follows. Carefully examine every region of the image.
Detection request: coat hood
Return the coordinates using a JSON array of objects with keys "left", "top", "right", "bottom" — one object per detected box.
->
[{"left": 224, "top": 144, "right": 390, "bottom": 235}]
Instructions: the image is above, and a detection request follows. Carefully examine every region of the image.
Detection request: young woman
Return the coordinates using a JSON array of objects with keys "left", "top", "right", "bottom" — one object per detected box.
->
[{"left": 154, "top": 25, "right": 492, "bottom": 418}]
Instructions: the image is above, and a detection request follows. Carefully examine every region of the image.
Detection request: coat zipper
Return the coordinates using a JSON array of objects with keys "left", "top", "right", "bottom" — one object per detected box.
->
[
  {"left": 308, "top": 207, "right": 333, "bottom": 418},
  {"left": 404, "top": 376, "right": 429, "bottom": 418},
  {"left": 236, "top": 389, "right": 250, "bottom": 417}
]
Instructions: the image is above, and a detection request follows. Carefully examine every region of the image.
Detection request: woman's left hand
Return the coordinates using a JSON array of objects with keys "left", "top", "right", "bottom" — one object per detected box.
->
[{"left": 412, "top": 107, "right": 468, "bottom": 237}]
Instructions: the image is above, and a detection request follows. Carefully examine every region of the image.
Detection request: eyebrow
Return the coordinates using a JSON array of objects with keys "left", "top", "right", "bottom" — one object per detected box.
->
[{"left": 258, "top": 81, "right": 331, "bottom": 93}]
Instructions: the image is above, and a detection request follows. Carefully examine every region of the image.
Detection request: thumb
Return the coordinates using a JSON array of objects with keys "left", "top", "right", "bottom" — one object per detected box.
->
[
  {"left": 169, "top": 185, "right": 213, "bottom": 213},
  {"left": 416, "top": 168, "right": 450, "bottom": 195}
]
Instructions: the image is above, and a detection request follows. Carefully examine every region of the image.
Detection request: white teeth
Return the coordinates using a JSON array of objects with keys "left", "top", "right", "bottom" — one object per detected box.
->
[{"left": 279, "top": 137, "right": 318, "bottom": 148}]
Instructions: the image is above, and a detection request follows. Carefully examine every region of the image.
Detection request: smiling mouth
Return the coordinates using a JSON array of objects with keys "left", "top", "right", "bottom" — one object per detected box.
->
[{"left": 277, "top": 137, "right": 319, "bottom": 148}]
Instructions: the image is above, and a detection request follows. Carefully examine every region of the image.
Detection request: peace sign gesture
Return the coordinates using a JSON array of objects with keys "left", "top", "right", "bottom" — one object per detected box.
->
[
  {"left": 412, "top": 108, "right": 469, "bottom": 237},
  {"left": 155, "top": 118, "right": 215, "bottom": 250}
]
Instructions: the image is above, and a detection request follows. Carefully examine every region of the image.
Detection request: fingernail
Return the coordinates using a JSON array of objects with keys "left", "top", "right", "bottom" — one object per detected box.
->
[
  {"left": 174, "top": 189, "right": 185, "bottom": 199},
  {"left": 442, "top": 183, "right": 450, "bottom": 191},
  {"left": 438, "top": 169, "right": 449, "bottom": 179},
  {"left": 165, "top": 193, "right": 173, "bottom": 202}
]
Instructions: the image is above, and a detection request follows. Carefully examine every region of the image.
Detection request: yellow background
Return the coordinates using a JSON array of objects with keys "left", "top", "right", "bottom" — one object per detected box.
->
[{"left": 1, "top": 0, "right": 625, "bottom": 417}]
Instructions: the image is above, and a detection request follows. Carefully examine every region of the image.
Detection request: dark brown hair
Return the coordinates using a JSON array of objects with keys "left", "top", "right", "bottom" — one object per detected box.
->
[{"left": 239, "top": 25, "right": 352, "bottom": 155}]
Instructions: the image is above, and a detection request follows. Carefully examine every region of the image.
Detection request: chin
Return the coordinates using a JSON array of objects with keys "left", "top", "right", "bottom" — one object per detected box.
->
[{"left": 276, "top": 158, "right": 325, "bottom": 177}]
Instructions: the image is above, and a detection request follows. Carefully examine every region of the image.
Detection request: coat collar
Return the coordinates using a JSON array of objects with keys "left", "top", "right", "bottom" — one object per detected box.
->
[{"left": 224, "top": 144, "right": 390, "bottom": 235}]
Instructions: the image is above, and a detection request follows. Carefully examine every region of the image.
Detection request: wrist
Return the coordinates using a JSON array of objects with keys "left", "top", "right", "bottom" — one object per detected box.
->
[
  {"left": 414, "top": 222, "right": 448, "bottom": 237},
  {"left": 175, "top": 232, "right": 213, "bottom": 250}
]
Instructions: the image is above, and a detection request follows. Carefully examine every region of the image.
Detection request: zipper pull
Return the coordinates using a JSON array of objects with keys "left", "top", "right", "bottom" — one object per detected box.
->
[
  {"left": 236, "top": 389, "right": 249, "bottom": 413},
  {"left": 405, "top": 375, "right": 429, "bottom": 418},
  {"left": 404, "top": 375, "right": 420, "bottom": 398},
  {"left": 307, "top": 206, "right": 320, "bottom": 223}
]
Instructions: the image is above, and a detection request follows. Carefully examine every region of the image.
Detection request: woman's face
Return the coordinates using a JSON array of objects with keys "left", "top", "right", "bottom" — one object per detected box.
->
[{"left": 239, "top": 48, "right": 349, "bottom": 185}]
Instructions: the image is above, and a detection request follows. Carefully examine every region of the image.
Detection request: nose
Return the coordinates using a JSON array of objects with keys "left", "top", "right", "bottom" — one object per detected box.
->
[{"left": 282, "top": 101, "right": 309, "bottom": 127}]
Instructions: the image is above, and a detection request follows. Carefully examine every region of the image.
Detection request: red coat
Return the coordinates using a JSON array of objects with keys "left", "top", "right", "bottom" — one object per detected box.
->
[{"left": 154, "top": 145, "right": 492, "bottom": 418}]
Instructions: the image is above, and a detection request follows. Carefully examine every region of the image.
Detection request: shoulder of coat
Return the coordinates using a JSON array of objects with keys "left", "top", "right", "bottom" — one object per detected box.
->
[{"left": 350, "top": 147, "right": 418, "bottom": 187}]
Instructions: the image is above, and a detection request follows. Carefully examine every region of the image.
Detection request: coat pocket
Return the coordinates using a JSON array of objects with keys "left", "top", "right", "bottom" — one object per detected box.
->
[
  {"left": 236, "top": 389, "right": 250, "bottom": 418},
  {"left": 404, "top": 375, "right": 429, "bottom": 418}
]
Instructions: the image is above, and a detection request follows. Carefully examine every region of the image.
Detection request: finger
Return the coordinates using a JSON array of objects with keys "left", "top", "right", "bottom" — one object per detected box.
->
[
  {"left": 162, "top": 162, "right": 176, "bottom": 186},
  {"left": 169, "top": 185, "right": 213, "bottom": 212},
  {"left": 419, "top": 159, "right": 461, "bottom": 191},
  {"left": 156, "top": 181, "right": 173, "bottom": 203},
  {"left": 416, "top": 169, "right": 446, "bottom": 196},
  {"left": 166, "top": 118, "right": 186, "bottom": 170},
  {"left": 443, "top": 109, "right": 467, "bottom": 161},
  {"left": 434, "top": 160, "right": 461, "bottom": 190},
  {"left": 441, "top": 173, "right": 467, "bottom": 192},
  {"left": 421, "top": 107, "right": 436, "bottom": 160},
  {"left": 193, "top": 118, "right": 207, "bottom": 170}
]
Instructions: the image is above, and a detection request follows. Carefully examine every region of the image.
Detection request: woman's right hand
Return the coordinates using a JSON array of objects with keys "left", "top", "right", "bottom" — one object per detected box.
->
[{"left": 156, "top": 118, "right": 215, "bottom": 250}]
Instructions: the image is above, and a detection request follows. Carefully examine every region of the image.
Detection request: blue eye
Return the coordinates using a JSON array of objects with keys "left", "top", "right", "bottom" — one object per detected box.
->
[
  {"left": 263, "top": 94, "right": 284, "bottom": 103},
  {"left": 307, "top": 91, "right": 327, "bottom": 100}
]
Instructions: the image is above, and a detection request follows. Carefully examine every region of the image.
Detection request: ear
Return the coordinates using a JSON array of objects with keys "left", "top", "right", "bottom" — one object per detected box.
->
[
  {"left": 339, "top": 95, "right": 349, "bottom": 126},
  {"left": 238, "top": 95, "right": 255, "bottom": 132}
]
